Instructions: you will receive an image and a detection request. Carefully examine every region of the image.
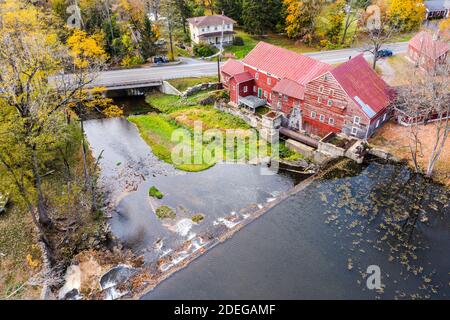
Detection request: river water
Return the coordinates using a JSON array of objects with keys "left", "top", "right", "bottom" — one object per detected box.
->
[
  {"left": 84, "top": 105, "right": 449, "bottom": 300},
  {"left": 84, "top": 117, "right": 297, "bottom": 262},
  {"left": 143, "top": 160, "right": 450, "bottom": 299}
]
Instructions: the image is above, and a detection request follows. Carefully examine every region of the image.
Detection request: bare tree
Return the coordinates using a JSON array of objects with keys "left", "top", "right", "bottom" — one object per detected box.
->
[
  {"left": 341, "top": 0, "right": 368, "bottom": 45},
  {"left": 359, "top": 3, "right": 397, "bottom": 69},
  {"left": 395, "top": 53, "right": 450, "bottom": 177}
]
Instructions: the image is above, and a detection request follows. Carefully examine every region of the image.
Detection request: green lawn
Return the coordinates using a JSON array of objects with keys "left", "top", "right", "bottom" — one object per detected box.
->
[
  {"left": 130, "top": 91, "right": 273, "bottom": 171},
  {"left": 224, "top": 29, "right": 318, "bottom": 59},
  {"left": 168, "top": 76, "right": 218, "bottom": 92}
]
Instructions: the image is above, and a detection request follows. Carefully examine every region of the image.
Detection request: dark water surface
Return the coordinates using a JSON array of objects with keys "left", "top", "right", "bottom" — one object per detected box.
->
[{"left": 143, "top": 160, "right": 450, "bottom": 300}]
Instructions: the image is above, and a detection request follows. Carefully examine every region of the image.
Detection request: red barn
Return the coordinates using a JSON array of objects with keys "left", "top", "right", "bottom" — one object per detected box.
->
[
  {"left": 408, "top": 31, "right": 449, "bottom": 72},
  {"left": 221, "top": 42, "right": 393, "bottom": 139}
]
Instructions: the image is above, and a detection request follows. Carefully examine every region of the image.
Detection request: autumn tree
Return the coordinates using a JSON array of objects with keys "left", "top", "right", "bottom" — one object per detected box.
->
[
  {"left": 387, "top": 0, "right": 426, "bottom": 32},
  {"left": 284, "top": 0, "right": 325, "bottom": 44},
  {"left": 0, "top": 0, "right": 98, "bottom": 240},
  {"left": 316, "top": 0, "right": 346, "bottom": 46}
]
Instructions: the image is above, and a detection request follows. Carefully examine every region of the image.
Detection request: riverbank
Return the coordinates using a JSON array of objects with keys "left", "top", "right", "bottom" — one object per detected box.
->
[
  {"left": 370, "top": 121, "right": 450, "bottom": 187},
  {"left": 0, "top": 122, "right": 111, "bottom": 299},
  {"left": 128, "top": 91, "right": 302, "bottom": 173}
]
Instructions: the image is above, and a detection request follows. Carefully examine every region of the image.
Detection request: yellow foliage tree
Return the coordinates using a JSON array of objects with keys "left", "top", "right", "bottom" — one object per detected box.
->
[
  {"left": 387, "top": 0, "right": 426, "bottom": 32},
  {"left": 67, "top": 29, "right": 109, "bottom": 69}
]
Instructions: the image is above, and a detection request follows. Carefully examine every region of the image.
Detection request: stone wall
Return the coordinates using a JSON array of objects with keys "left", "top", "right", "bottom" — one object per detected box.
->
[{"left": 181, "top": 83, "right": 219, "bottom": 99}]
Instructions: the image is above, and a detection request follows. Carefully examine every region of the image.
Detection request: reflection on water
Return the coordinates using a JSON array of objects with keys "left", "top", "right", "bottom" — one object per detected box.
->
[{"left": 144, "top": 160, "right": 450, "bottom": 300}]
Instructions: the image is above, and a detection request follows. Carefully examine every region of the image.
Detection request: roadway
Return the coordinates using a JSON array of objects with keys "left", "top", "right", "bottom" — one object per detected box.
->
[{"left": 92, "top": 42, "right": 409, "bottom": 88}]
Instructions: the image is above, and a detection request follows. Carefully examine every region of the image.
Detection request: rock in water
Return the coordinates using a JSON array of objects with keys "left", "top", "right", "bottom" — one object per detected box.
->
[{"left": 100, "top": 265, "right": 136, "bottom": 300}]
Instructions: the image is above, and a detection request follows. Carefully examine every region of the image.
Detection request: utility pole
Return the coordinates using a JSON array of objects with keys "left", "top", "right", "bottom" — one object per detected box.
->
[
  {"left": 217, "top": 20, "right": 225, "bottom": 86},
  {"left": 168, "top": 19, "right": 175, "bottom": 61}
]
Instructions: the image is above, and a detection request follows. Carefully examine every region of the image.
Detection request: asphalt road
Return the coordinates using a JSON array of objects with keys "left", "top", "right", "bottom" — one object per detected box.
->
[{"left": 93, "top": 42, "right": 409, "bottom": 87}]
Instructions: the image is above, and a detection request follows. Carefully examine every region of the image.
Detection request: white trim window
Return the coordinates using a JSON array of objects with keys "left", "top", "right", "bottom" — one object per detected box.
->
[
  {"left": 253, "top": 86, "right": 257, "bottom": 92},
  {"left": 267, "top": 77, "right": 271, "bottom": 85},
  {"left": 354, "top": 116, "right": 361, "bottom": 125},
  {"left": 330, "top": 89, "right": 334, "bottom": 96},
  {"left": 319, "top": 86, "right": 324, "bottom": 93},
  {"left": 264, "top": 91, "right": 268, "bottom": 98},
  {"left": 284, "top": 95, "right": 288, "bottom": 102},
  {"left": 311, "top": 111, "right": 317, "bottom": 119},
  {"left": 319, "top": 114, "right": 325, "bottom": 122},
  {"left": 327, "top": 99, "right": 333, "bottom": 106},
  {"left": 351, "top": 127, "right": 358, "bottom": 135},
  {"left": 329, "top": 118, "right": 335, "bottom": 125},
  {"left": 317, "top": 97, "right": 322, "bottom": 103},
  {"left": 255, "top": 73, "right": 259, "bottom": 80},
  {"left": 243, "top": 86, "right": 248, "bottom": 93}
]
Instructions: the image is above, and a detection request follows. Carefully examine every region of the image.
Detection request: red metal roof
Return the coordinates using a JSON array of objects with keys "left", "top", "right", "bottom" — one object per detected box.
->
[
  {"left": 331, "top": 54, "right": 392, "bottom": 117},
  {"left": 242, "top": 42, "right": 332, "bottom": 85},
  {"left": 272, "top": 78, "right": 305, "bottom": 100},
  {"left": 408, "top": 31, "right": 449, "bottom": 60},
  {"left": 221, "top": 59, "right": 245, "bottom": 77},
  {"left": 231, "top": 72, "right": 254, "bottom": 83}
]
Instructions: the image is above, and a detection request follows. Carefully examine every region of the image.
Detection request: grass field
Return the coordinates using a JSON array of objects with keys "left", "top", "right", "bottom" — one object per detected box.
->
[
  {"left": 168, "top": 76, "right": 218, "bottom": 92},
  {"left": 130, "top": 89, "right": 285, "bottom": 171},
  {"left": 224, "top": 29, "right": 317, "bottom": 59}
]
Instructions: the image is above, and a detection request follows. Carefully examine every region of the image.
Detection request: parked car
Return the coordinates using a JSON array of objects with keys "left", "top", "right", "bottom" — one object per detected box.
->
[
  {"left": 153, "top": 56, "right": 169, "bottom": 64},
  {"left": 377, "top": 49, "right": 393, "bottom": 58}
]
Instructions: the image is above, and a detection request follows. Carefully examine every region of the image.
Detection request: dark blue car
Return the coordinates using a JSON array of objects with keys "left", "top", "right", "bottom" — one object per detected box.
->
[{"left": 377, "top": 49, "right": 393, "bottom": 58}]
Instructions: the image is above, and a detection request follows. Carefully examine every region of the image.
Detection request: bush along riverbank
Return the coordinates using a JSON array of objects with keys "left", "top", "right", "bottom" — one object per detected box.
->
[
  {"left": 129, "top": 90, "right": 303, "bottom": 172},
  {"left": 0, "top": 118, "right": 110, "bottom": 299}
]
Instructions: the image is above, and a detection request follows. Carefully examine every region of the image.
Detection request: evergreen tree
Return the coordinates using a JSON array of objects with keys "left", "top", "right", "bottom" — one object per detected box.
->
[
  {"left": 215, "top": 0, "right": 244, "bottom": 24},
  {"left": 242, "top": 0, "right": 282, "bottom": 35}
]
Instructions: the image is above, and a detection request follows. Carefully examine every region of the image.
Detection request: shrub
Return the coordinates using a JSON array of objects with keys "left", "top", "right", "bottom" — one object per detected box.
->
[
  {"left": 233, "top": 36, "right": 244, "bottom": 46},
  {"left": 193, "top": 43, "right": 217, "bottom": 57},
  {"left": 149, "top": 186, "right": 163, "bottom": 199},
  {"left": 192, "top": 214, "right": 205, "bottom": 223},
  {"left": 155, "top": 206, "right": 176, "bottom": 219}
]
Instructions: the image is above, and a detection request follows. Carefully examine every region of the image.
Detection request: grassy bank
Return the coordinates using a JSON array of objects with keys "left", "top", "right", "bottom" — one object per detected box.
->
[
  {"left": 130, "top": 89, "right": 280, "bottom": 172},
  {"left": 168, "top": 76, "right": 218, "bottom": 92}
]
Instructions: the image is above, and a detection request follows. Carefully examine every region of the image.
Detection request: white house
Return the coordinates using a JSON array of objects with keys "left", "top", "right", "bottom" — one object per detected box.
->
[{"left": 187, "top": 14, "right": 236, "bottom": 46}]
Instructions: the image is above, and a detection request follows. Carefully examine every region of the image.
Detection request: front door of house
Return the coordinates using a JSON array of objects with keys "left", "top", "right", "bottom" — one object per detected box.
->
[{"left": 258, "top": 88, "right": 262, "bottom": 98}]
